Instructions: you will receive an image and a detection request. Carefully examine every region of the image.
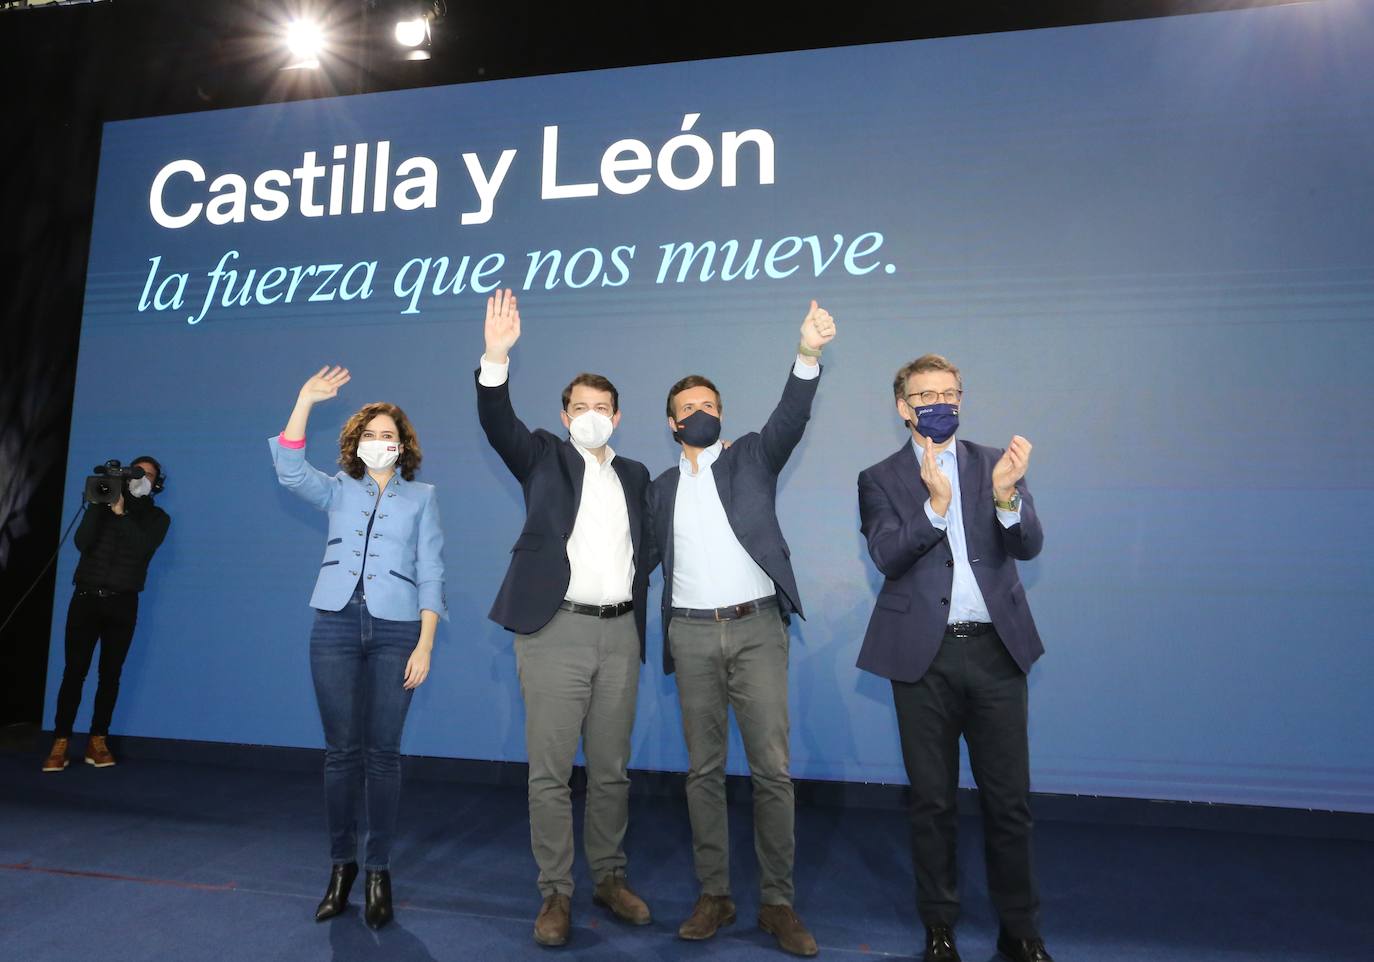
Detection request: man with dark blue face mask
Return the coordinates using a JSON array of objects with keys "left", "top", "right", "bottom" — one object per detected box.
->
[
  {"left": 646, "top": 301, "right": 834, "bottom": 958},
  {"left": 856, "top": 354, "right": 1051, "bottom": 962}
]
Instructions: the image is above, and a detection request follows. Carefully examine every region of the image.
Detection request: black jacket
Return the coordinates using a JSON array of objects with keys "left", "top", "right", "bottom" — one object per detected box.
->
[
  {"left": 476, "top": 370, "right": 654, "bottom": 656},
  {"left": 647, "top": 366, "right": 820, "bottom": 673},
  {"left": 73, "top": 495, "right": 171, "bottom": 593}
]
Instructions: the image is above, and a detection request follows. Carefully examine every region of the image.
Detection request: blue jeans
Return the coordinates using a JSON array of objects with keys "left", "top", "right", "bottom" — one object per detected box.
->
[{"left": 309, "top": 587, "right": 417, "bottom": 871}]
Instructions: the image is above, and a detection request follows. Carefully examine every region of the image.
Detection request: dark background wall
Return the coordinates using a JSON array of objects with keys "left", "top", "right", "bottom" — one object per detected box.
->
[{"left": 0, "top": 0, "right": 1289, "bottom": 727}]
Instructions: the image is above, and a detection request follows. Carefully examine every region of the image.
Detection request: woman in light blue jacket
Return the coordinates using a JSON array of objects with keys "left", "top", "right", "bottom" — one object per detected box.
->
[{"left": 270, "top": 366, "right": 446, "bottom": 930}]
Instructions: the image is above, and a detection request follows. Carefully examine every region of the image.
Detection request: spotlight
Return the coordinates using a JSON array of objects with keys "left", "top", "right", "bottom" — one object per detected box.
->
[
  {"left": 388, "top": 1, "right": 442, "bottom": 60},
  {"left": 283, "top": 17, "right": 325, "bottom": 68},
  {"left": 394, "top": 17, "right": 428, "bottom": 48}
]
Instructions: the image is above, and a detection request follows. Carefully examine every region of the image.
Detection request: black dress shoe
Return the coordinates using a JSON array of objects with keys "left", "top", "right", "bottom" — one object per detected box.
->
[
  {"left": 315, "top": 862, "right": 358, "bottom": 922},
  {"left": 923, "top": 924, "right": 961, "bottom": 961},
  {"left": 997, "top": 929, "right": 1054, "bottom": 962},
  {"left": 364, "top": 869, "right": 394, "bottom": 930}
]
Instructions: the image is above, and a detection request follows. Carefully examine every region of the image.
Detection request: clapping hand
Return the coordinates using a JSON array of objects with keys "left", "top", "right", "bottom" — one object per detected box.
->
[
  {"left": 298, "top": 366, "right": 350, "bottom": 405},
  {"left": 484, "top": 288, "right": 521, "bottom": 363},
  {"left": 992, "top": 435, "right": 1033, "bottom": 501},
  {"left": 920, "top": 436, "right": 953, "bottom": 517},
  {"left": 800, "top": 300, "right": 836, "bottom": 352}
]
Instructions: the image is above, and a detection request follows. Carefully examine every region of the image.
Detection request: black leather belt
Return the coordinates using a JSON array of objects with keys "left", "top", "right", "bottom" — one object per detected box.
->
[
  {"left": 946, "top": 621, "right": 995, "bottom": 638},
  {"left": 671, "top": 596, "right": 779, "bottom": 622},
  {"left": 559, "top": 600, "right": 634, "bottom": 618},
  {"left": 75, "top": 587, "right": 129, "bottom": 599}
]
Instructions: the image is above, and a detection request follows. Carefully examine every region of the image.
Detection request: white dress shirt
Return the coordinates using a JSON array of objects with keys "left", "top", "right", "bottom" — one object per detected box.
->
[
  {"left": 564, "top": 442, "right": 634, "bottom": 605},
  {"left": 480, "top": 355, "right": 634, "bottom": 605}
]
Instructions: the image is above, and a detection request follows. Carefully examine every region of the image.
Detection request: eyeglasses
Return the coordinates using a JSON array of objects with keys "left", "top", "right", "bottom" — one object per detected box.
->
[{"left": 907, "top": 389, "right": 962, "bottom": 405}]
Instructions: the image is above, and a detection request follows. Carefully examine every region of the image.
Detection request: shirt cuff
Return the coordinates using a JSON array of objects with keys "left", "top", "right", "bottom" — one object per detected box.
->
[
  {"left": 997, "top": 508, "right": 1021, "bottom": 528},
  {"left": 478, "top": 355, "right": 510, "bottom": 387},
  {"left": 277, "top": 432, "right": 306, "bottom": 450},
  {"left": 792, "top": 355, "right": 820, "bottom": 379},
  {"left": 924, "top": 498, "right": 949, "bottom": 529}
]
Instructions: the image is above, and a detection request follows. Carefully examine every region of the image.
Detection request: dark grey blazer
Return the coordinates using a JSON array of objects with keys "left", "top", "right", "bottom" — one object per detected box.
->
[
  {"left": 647, "top": 367, "right": 821, "bottom": 673},
  {"left": 856, "top": 439, "right": 1044, "bottom": 683}
]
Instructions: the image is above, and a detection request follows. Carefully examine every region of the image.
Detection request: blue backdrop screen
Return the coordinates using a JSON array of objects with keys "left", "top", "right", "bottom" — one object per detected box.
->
[{"left": 51, "top": 2, "right": 1374, "bottom": 812}]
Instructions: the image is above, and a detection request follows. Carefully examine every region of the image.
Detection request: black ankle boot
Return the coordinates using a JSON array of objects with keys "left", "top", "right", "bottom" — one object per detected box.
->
[
  {"left": 364, "top": 869, "right": 393, "bottom": 929},
  {"left": 315, "top": 862, "right": 358, "bottom": 922}
]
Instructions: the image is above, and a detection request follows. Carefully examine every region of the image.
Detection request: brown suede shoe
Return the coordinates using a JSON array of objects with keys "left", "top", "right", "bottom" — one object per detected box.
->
[
  {"left": 42, "top": 738, "right": 70, "bottom": 772},
  {"left": 677, "top": 893, "right": 736, "bottom": 940},
  {"left": 758, "top": 903, "right": 819, "bottom": 957},
  {"left": 533, "top": 893, "right": 571, "bottom": 946},
  {"left": 592, "top": 875, "right": 651, "bottom": 925},
  {"left": 84, "top": 735, "right": 116, "bottom": 768}
]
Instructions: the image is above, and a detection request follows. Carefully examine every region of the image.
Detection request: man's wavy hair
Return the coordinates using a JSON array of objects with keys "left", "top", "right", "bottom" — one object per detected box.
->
[{"left": 338, "top": 402, "right": 423, "bottom": 481}]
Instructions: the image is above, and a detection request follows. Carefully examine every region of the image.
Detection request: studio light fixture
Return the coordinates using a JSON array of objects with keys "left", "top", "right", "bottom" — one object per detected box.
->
[
  {"left": 394, "top": 16, "right": 428, "bottom": 48},
  {"left": 283, "top": 17, "right": 326, "bottom": 69},
  {"left": 388, "top": 0, "right": 443, "bottom": 61}
]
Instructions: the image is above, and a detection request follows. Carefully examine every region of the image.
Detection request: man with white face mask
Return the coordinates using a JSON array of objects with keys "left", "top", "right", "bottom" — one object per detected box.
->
[
  {"left": 475, "top": 289, "right": 655, "bottom": 948},
  {"left": 44, "top": 456, "right": 170, "bottom": 773}
]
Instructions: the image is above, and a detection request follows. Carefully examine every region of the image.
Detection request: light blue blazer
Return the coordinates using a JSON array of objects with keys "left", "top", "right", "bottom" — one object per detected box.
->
[{"left": 269, "top": 436, "right": 447, "bottom": 621}]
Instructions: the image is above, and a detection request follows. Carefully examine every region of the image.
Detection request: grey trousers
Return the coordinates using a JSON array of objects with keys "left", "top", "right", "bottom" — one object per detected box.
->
[
  {"left": 668, "top": 608, "right": 795, "bottom": 906},
  {"left": 515, "top": 608, "right": 640, "bottom": 898}
]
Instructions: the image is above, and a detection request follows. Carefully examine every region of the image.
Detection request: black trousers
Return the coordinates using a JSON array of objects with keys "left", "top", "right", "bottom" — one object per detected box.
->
[
  {"left": 53, "top": 589, "right": 140, "bottom": 738},
  {"left": 891, "top": 628, "right": 1039, "bottom": 939}
]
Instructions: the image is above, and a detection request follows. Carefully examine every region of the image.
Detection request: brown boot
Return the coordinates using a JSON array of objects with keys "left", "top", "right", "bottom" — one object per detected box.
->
[
  {"left": 677, "top": 893, "right": 736, "bottom": 940},
  {"left": 758, "top": 903, "right": 819, "bottom": 957},
  {"left": 592, "top": 875, "right": 651, "bottom": 925},
  {"left": 85, "top": 735, "right": 116, "bottom": 768},
  {"left": 533, "top": 893, "right": 571, "bottom": 946},
  {"left": 42, "top": 738, "right": 70, "bottom": 772}
]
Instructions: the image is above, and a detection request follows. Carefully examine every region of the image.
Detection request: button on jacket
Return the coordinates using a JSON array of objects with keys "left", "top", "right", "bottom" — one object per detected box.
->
[{"left": 269, "top": 436, "right": 447, "bottom": 622}]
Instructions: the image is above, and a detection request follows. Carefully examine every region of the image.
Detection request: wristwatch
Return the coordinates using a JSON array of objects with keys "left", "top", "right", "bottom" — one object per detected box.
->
[{"left": 994, "top": 491, "right": 1021, "bottom": 511}]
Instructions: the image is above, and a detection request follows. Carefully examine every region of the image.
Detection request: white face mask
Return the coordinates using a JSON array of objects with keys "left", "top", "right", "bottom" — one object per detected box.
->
[
  {"left": 357, "top": 439, "right": 401, "bottom": 470},
  {"left": 568, "top": 411, "right": 614, "bottom": 450},
  {"left": 128, "top": 476, "right": 152, "bottom": 498}
]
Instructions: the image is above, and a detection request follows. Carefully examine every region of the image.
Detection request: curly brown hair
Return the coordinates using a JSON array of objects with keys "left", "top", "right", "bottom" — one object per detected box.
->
[{"left": 338, "top": 402, "right": 423, "bottom": 481}]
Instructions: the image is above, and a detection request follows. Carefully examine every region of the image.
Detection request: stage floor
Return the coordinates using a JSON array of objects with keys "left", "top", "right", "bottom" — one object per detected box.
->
[{"left": 1, "top": 744, "right": 1369, "bottom": 961}]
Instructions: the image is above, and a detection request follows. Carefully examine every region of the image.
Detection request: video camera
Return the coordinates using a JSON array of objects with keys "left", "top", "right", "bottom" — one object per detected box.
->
[{"left": 83, "top": 460, "right": 147, "bottom": 505}]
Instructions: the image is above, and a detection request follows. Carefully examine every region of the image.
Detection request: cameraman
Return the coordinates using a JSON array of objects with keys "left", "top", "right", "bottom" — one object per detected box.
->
[{"left": 42, "top": 456, "right": 170, "bottom": 772}]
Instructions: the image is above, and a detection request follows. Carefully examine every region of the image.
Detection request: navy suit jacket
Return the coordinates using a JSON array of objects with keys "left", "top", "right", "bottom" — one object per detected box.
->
[
  {"left": 476, "top": 371, "right": 653, "bottom": 655},
  {"left": 647, "top": 367, "right": 820, "bottom": 674},
  {"left": 856, "top": 439, "right": 1044, "bottom": 684}
]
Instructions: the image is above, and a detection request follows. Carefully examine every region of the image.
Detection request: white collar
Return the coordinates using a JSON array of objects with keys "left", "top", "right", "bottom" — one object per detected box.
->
[{"left": 572, "top": 440, "right": 616, "bottom": 468}]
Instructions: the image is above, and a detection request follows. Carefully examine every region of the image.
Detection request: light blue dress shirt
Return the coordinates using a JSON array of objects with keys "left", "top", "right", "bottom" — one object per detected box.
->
[
  {"left": 671, "top": 356, "right": 819, "bottom": 609},
  {"left": 914, "top": 437, "right": 1020, "bottom": 624}
]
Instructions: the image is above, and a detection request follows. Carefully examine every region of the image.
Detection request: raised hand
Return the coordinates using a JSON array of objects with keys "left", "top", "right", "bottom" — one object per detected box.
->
[
  {"left": 992, "top": 435, "right": 1033, "bottom": 501},
  {"left": 800, "top": 300, "right": 837, "bottom": 352},
  {"left": 298, "top": 366, "right": 351, "bottom": 405},
  {"left": 920, "top": 435, "right": 953, "bottom": 517},
  {"left": 484, "top": 288, "right": 522, "bottom": 363}
]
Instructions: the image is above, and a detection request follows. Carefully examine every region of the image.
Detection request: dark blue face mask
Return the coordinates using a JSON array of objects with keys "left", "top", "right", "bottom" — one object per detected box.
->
[
  {"left": 673, "top": 409, "right": 722, "bottom": 447},
  {"left": 913, "top": 403, "right": 959, "bottom": 444}
]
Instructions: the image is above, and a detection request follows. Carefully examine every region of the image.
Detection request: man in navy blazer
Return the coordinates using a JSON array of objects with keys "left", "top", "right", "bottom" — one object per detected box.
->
[
  {"left": 646, "top": 302, "right": 835, "bottom": 958},
  {"left": 475, "top": 290, "right": 654, "bottom": 947},
  {"left": 856, "top": 353, "right": 1052, "bottom": 962}
]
